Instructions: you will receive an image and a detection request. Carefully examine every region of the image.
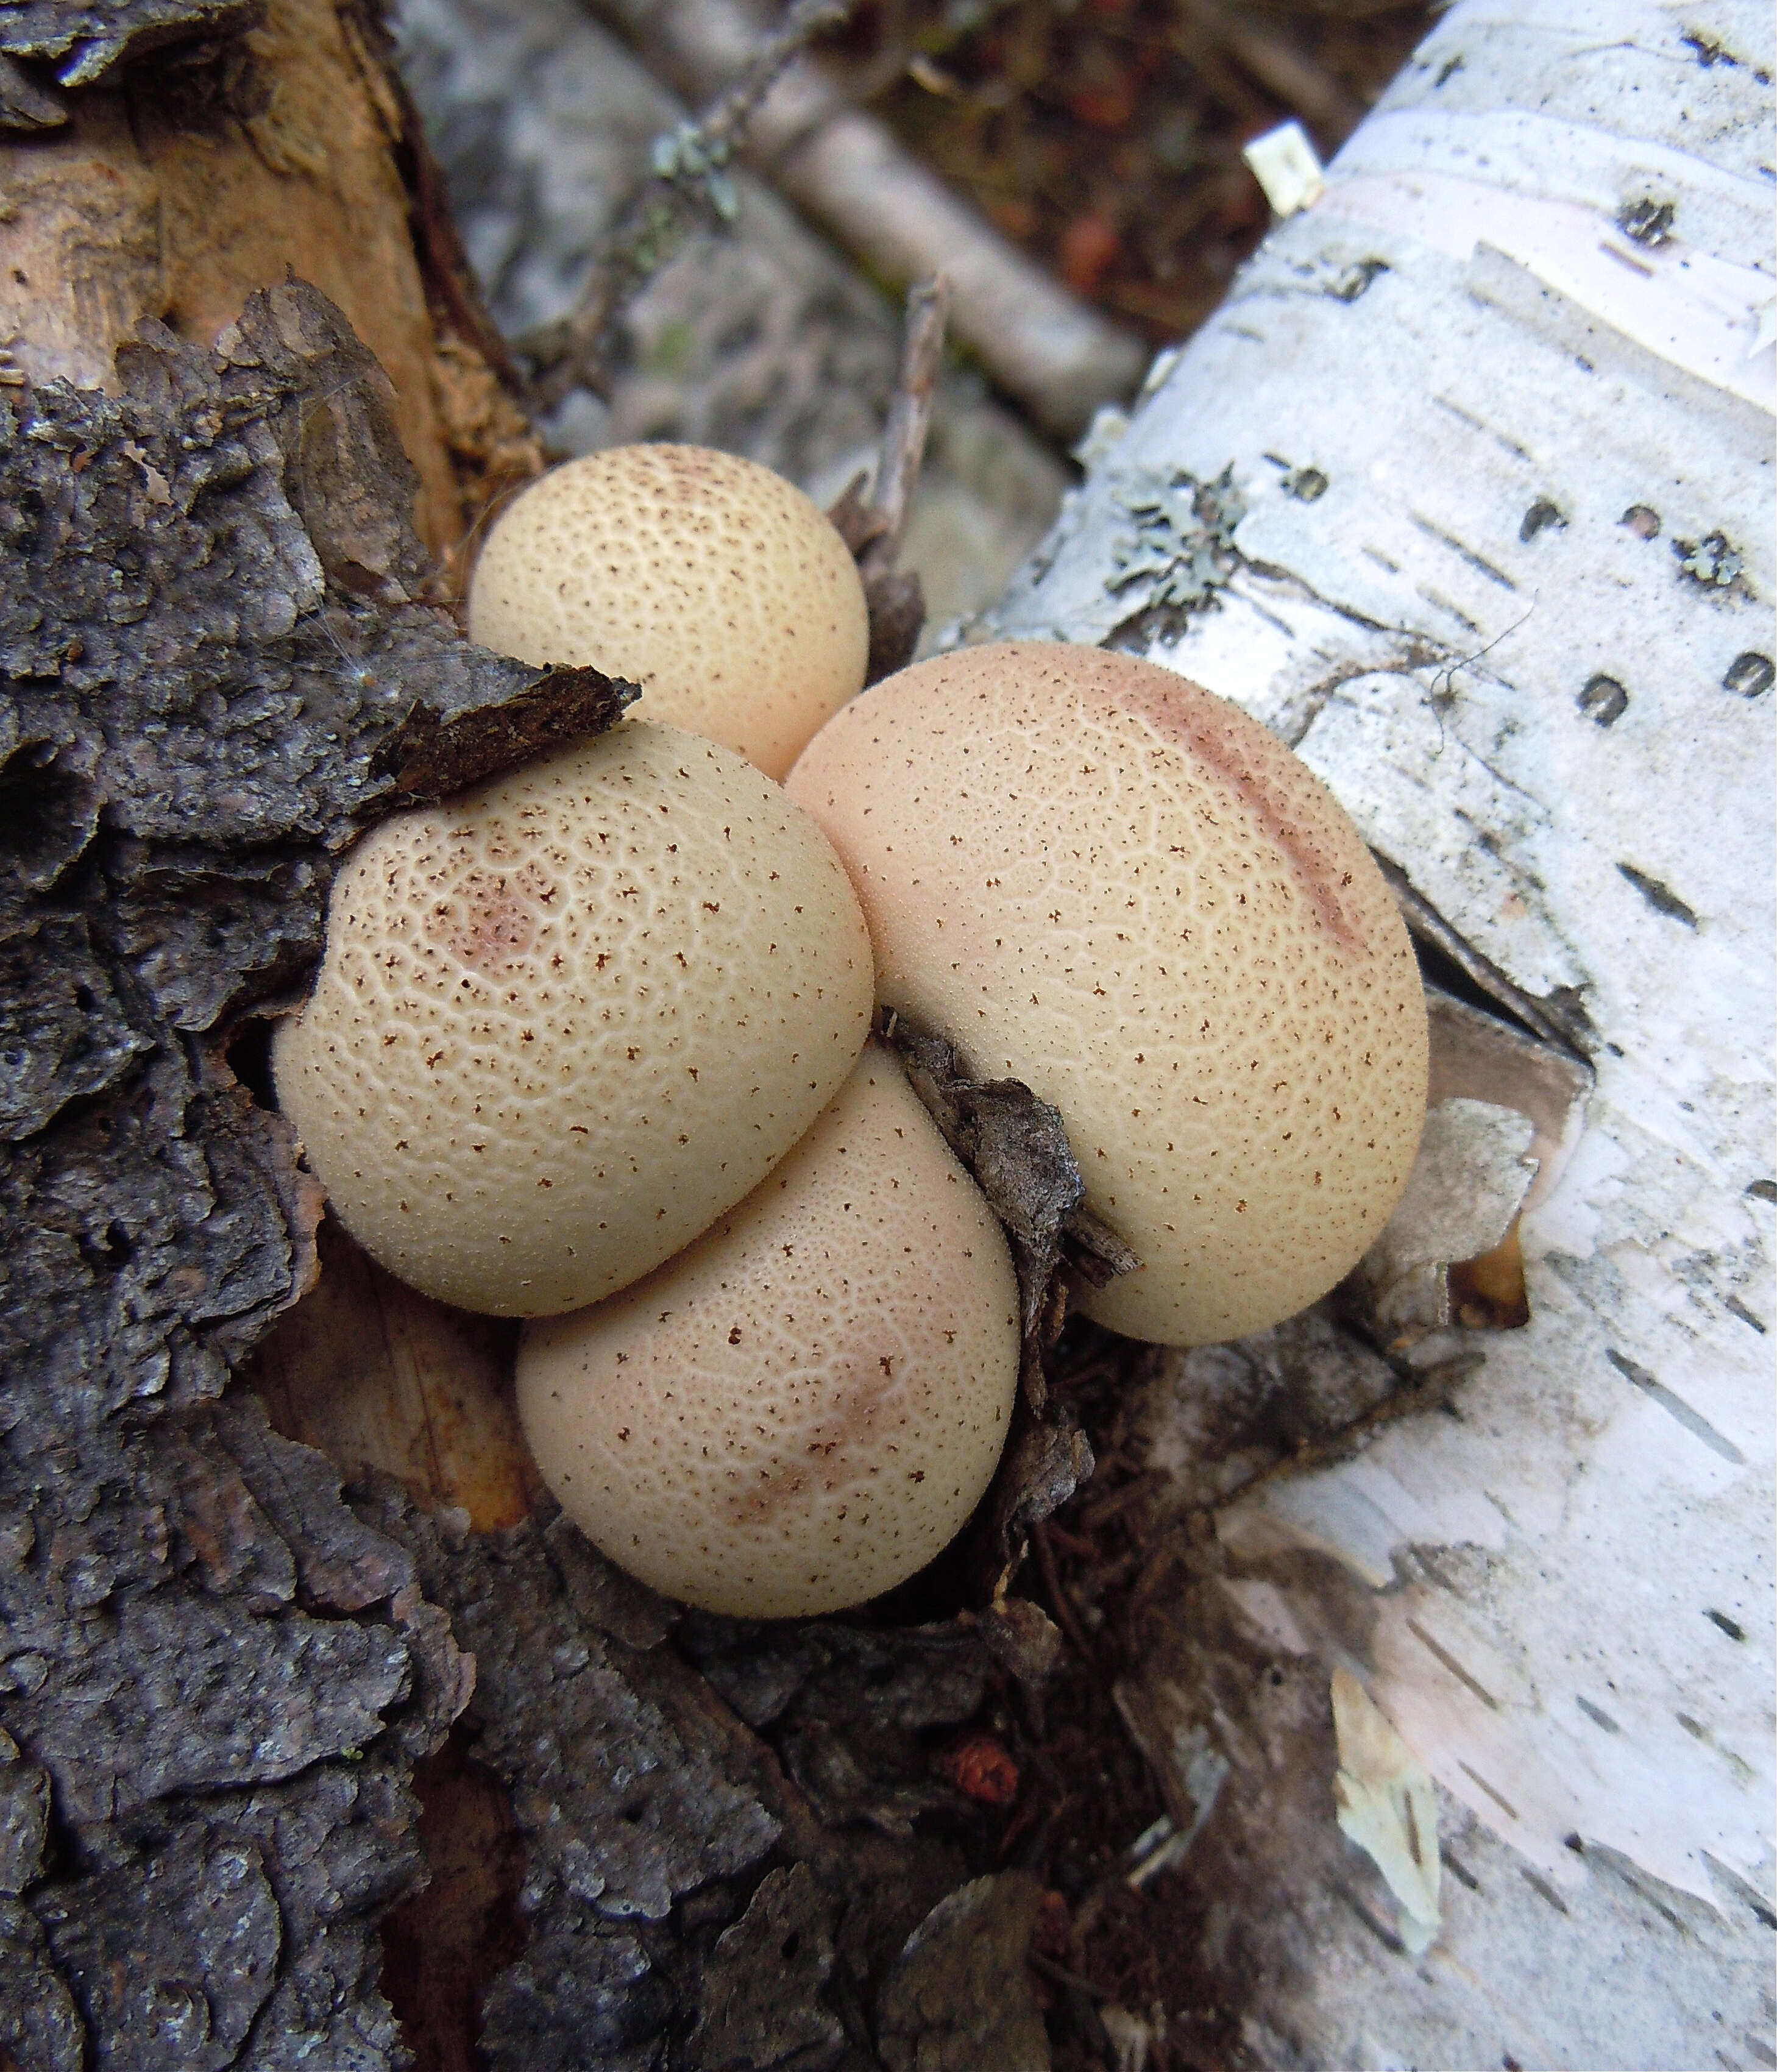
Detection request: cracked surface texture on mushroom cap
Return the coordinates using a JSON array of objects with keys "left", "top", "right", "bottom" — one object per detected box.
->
[
  {"left": 467, "top": 444, "right": 870, "bottom": 781},
  {"left": 786, "top": 641, "right": 1428, "bottom": 1346},
  {"left": 274, "top": 721, "right": 874, "bottom": 1316},
  {"left": 517, "top": 1045, "right": 1020, "bottom": 1618}
]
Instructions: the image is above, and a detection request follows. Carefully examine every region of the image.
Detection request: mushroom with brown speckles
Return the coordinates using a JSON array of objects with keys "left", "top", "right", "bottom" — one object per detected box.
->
[
  {"left": 468, "top": 444, "right": 870, "bottom": 781},
  {"left": 274, "top": 721, "right": 874, "bottom": 1317},
  {"left": 516, "top": 1043, "right": 1021, "bottom": 1616},
  {"left": 786, "top": 640, "right": 1429, "bottom": 1346}
]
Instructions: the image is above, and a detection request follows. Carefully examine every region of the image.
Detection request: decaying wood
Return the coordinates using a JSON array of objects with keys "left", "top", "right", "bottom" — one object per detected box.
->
[
  {"left": 352, "top": 1482, "right": 1057, "bottom": 2071},
  {"left": 249, "top": 1216, "right": 542, "bottom": 1534},
  {"left": 0, "top": 45, "right": 1103, "bottom": 2041},
  {"left": 0, "top": 1, "right": 260, "bottom": 93},
  {"left": 15, "top": 0, "right": 1765, "bottom": 2062},
  {"left": 884, "top": 1014, "right": 1136, "bottom": 1375},
  {"left": 0, "top": 269, "right": 1074, "bottom": 2068},
  {"left": 0, "top": 0, "right": 543, "bottom": 555}
]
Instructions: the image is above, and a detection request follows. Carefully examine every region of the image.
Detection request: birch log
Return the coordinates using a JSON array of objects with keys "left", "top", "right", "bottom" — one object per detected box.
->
[{"left": 984, "top": 2, "right": 1775, "bottom": 2062}]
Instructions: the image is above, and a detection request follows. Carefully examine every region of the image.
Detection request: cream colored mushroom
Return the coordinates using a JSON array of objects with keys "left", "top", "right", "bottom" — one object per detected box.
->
[
  {"left": 467, "top": 445, "right": 870, "bottom": 782},
  {"left": 516, "top": 1044, "right": 1021, "bottom": 1617},
  {"left": 274, "top": 721, "right": 874, "bottom": 1317},
  {"left": 786, "top": 641, "right": 1428, "bottom": 1346}
]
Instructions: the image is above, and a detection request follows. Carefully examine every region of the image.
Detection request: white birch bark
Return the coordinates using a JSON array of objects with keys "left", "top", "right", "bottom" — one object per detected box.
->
[{"left": 981, "top": 2, "right": 1775, "bottom": 2061}]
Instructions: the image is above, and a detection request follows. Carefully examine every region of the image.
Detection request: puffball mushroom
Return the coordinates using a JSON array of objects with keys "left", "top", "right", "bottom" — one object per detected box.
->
[
  {"left": 467, "top": 444, "right": 870, "bottom": 781},
  {"left": 274, "top": 721, "right": 874, "bottom": 1316},
  {"left": 517, "top": 1043, "right": 1020, "bottom": 1617},
  {"left": 786, "top": 641, "right": 1429, "bottom": 1347}
]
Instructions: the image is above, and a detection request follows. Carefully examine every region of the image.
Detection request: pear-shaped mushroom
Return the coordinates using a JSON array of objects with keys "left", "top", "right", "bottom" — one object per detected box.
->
[
  {"left": 517, "top": 1045, "right": 1020, "bottom": 1617},
  {"left": 786, "top": 641, "right": 1428, "bottom": 1346},
  {"left": 468, "top": 444, "right": 870, "bottom": 781},
  {"left": 275, "top": 722, "right": 874, "bottom": 1317}
]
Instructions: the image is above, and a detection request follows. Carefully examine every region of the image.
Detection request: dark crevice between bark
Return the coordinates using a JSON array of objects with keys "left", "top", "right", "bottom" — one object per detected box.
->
[{"left": 1375, "top": 851, "right": 1597, "bottom": 1060}]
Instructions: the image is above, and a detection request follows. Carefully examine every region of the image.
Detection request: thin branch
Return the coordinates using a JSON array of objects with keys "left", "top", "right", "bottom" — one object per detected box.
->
[
  {"left": 1185, "top": 0, "right": 1366, "bottom": 148},
  {"left": 519, "top": 0, "right": 851, "bottom": 407},
  {"left": 860, "top": 273, "right": 948, "bottom": 577},
  {"left": 823, "top": 275, "right": 949, "bottom": 684},
  {"left": 827, "top": 273, "right": 948, "bottom": 565},
  {"left": 695, "top": 0, "right": 854, "bottom": 150}
]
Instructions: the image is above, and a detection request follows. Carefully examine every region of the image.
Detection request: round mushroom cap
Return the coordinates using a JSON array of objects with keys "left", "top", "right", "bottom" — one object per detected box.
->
[
  {"left": 467, "top": 445, "right": 870, "bottom": 781},
  {"left": 274, "top": 721, "right": 874, "bottom": 1317},
  {"left": 517, "top": 1044, "right": 1021, "bottom": 1618},
  {"left": 786, "top": 642, "right": 1428, "bottom": 1346}
]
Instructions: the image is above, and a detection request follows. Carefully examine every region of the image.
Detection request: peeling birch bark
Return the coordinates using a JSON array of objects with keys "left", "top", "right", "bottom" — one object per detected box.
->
[{"left": 985, "top": 2, "right": 1776, "bottom": 2060}]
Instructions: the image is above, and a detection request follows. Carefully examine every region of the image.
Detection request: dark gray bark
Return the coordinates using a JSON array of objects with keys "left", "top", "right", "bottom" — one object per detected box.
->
[
  {"left": 0, "top": 283, "right": 623, "bottom": 2069},
  {"left": 0, "top": 0, "right": 258, "bottom": 102},
  {"left": 1, "top": 274, "right": 1091, "bottom": 2068}
]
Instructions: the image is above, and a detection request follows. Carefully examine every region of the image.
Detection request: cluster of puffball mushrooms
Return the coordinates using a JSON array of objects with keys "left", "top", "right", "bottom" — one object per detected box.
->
[{"left": 275, "top": 445, "right": 1429, "bottom": 1619}]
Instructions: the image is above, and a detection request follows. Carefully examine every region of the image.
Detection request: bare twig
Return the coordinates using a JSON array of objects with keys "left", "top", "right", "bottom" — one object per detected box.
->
[
  {"left": 1186, "top": 0, "right": 1366, "bottom": 148},
  {"left": 826, "top": 275, "right": 948, "bottom": 565},
  {"left": 824, "top": 276, "right": 950, "bottom": 683},
  {"left": 860, "top": 273, "right": 948, "bottom": 577},
  {"left": 584, "top": 0, "right": 1147, "bottom": 435},
  {"left": 519, "top": 0, "right": 851, "bottom": 406}
]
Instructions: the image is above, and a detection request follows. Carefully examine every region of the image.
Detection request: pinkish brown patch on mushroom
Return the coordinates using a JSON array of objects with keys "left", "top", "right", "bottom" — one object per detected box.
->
[
  {"left": 516, "top": 1045, "right": 1020, "bottom": 1617},
  {"left": 786, "top": 640, "right": 1429, "bottom": 1346},
  {"left": 275, "top": 721, "right": 875, "bottom": 1318}
]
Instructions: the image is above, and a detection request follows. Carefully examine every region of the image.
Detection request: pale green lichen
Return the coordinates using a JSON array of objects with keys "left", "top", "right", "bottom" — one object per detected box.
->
[
  {"left": 1676, "top": 530, "right": 1745, "bottom": 588},
  {"left": 649, "top": 122, "right": 741, "bottom": 221},
  {"left": 1107, "top": 464, "right": 1246, "bottom": 613}
]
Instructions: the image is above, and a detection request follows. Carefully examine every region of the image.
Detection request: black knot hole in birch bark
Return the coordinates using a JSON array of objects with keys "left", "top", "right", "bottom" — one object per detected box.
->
[
  {"left": 1577, "top": 675, "right": 1628, "bottom": 727},
  {"left": 1723, "top": 652, "right": 1773, "bottom": 700}
]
